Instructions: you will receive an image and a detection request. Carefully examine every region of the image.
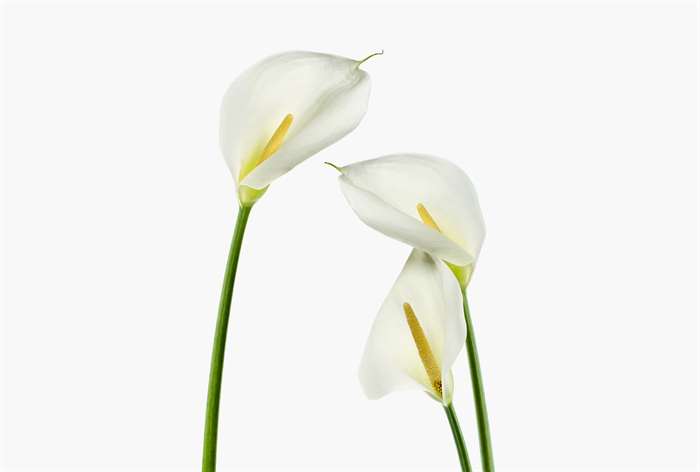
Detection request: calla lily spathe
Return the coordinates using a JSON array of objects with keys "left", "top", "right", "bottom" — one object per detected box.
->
[
  {"left": 336, "top": 153, "right": 485, "bottom": 287},
  {"left": 221, "top": 51, "right": 373, "bottom": 205},
  {"left": 359, "top": 249, "right": 466, "bottom": 405}
]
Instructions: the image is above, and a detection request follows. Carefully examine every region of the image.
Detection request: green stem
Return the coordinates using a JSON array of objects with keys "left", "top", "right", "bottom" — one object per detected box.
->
[
  {"left": 202, "top": 204, "right": 253, "bottom": 472},
  {"left": 444, "top": 403, "right": 472, "bottom": 472},
  {"left": 463, "top": 293, "right": 494, "bottom": 472}
]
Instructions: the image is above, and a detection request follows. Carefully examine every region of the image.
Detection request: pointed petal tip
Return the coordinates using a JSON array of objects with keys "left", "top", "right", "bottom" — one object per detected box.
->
[
  {"left": 357, "top": 50, "right": 384, "bottom": 67},
  {"left": 324, "top": 161, "right": 344, "bottom": 174}
]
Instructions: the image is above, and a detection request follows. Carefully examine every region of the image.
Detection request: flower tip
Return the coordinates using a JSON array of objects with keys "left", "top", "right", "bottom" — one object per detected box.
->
[
  {"left": 357, "top": 50, "right": 384, "bottom": 67},
  {"left": 324, "top": 161, "right": 343, "bottom": 173}
]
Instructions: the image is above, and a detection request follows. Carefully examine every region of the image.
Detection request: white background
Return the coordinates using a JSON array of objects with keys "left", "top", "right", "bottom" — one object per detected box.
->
[{"left": 2, "top": 1, "right": 698, "bottom": 470}]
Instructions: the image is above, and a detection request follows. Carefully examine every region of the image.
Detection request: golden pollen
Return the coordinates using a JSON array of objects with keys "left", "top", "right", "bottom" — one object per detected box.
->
[
  {"left": 402, "top": 302, "right": 443, "bottom": 397},
  {"left": 239, "top": 113, "right": 294, "bottom": 181},
  {"left": 416, "top": 203, "right": 441, "bottom": 232}
]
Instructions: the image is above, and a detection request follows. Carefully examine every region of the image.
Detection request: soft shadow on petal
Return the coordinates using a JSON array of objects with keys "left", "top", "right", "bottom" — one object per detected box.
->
[
  {"left": 435, "top": 252, "right": 467, "bottom": 405},
  {"left": 339, "top": 177, "right": 473, "bottom": 266},
  {"left": 241, "top": 72, "right": 370, "bottom": 190},
  {"left": 340, "top": 154, "right": 486, "bottom": 264}
]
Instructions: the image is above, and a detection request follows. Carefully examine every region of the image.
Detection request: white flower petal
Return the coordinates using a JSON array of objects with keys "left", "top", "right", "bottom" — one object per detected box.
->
[
  {"left": 359, "top": 250, "right": 466, "bottom": 405},
  {"left": 437, "top": 256, "right": 467, "bottom": 405},
  {"left": 339, "top": 153, "right": 485, "bottom": 267},
  {"left": 220, "top": 51, "right": 371, "bottom": 192},
  {"left": 339, "top": 177, "right": 473, "bottom": 266}
]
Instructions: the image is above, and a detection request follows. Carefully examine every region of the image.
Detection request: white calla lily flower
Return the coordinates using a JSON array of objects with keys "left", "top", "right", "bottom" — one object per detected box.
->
[
  {"left": 335, "top": 153, "right": 485, "bottom": 287},
  {"left": 359, "top": 250, "right": 466, "bottom": 405},
  {"left": 221, "top": 50, "right": 376, "bottom": 205},
  {"left": 203, "top": 50, "right": 376, "bottom": 471}
]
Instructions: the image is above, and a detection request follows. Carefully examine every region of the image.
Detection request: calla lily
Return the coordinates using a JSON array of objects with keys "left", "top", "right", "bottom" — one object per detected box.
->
[
  {"left": 359, "top": 249, "right": 472, "bottom": 471},
  {"left": 220, "top": 50, "right": 376, "bottom": 205},
  {"left": 359, "top": 249, "right": 466, "bottom": 405},
  {"left": 334, "top": 153, "right": 485, "bottom": 288},
  {"left": 203, "top": 50, "right": 377, "bottom": 472}
]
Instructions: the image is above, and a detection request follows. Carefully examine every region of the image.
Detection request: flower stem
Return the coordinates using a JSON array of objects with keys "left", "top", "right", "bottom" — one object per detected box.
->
[
  {"left": 444, "top": 403, "right": 472, "bottom": 472},
  {"left": 202, "top": 204, "right": 253, "bottom": 472},
  {"left": 462, "top": 292, "right": 494, "bottom": 472}
]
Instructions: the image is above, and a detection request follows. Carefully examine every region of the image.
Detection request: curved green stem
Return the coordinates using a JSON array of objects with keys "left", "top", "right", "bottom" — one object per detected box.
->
[
  {"left": 444, "top": 403, "right": 472, "bottom": 472},
  {"left": 202, "top": 204, "right": 252, "bottom": 472},
  {"left": 463, "top": 293, "right": 494, "bottom": 472}
]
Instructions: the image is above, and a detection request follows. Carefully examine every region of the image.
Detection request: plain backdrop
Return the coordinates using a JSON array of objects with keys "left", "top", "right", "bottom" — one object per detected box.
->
[{"left": 2, "top": 1, "right": 698, "bottom": 471}]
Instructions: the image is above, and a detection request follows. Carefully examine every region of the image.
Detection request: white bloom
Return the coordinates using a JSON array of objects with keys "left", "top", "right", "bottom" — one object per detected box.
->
[
  {"left": 220, "top": 51, "right": 375, "bottom": 204},
  {"left": 336, "top": 153, "right": 485, "bottom": 287},
  {"left": 359, "top": 250, "right": 466, "bottom": 405}
]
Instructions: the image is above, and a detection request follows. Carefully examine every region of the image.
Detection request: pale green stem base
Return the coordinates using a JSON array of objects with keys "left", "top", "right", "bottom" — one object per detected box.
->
[
  {"left": 463, "top": 292, "right": 495, "bottom": 472},
  {"left": 202, "top": 204, "right": 252, "bottom": 472},
  {"left": 444, "top": 403, "right": 472, "bottom": 472}
]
